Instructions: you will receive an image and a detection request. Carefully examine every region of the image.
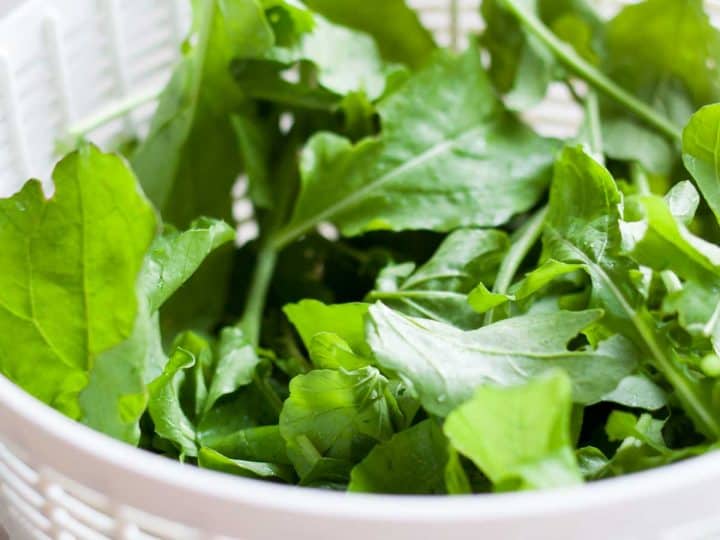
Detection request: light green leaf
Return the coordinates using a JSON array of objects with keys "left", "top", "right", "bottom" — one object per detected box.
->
[
  {"left": 366, "top": 303, "right": 638, "bottom": 416},
  {"left": 468, "top": 259, "right": 583, "bottom": 314},
  {"left": 308, "top": 333, "right": 371, "bottom": 370},
  {"left": 271, "top": 47, "right": 557, "bottom": 245},
  {"left": 349, "top": 420, "right": 448, "bottom": 494},
  {"left": 444, "top": 371, "right": 582, "bottom": 490},
  {"left": 0, "top": 145, "right": 156, "bottom": 422},
  {"left": 283, "top": 300, "right": 371, "bottom": 356},
  {"left": 147, "top": 345, "right": 198, "bottom": 457}
]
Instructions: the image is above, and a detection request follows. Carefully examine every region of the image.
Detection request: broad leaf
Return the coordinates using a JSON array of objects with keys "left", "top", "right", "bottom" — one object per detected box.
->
[
  {"left": 366, "top": 302, "right": 638, "bottom": 417},
  {"left": 0, "top": 145, "right": 156, "bottom": 421},
  {"left": 271, "top": 47, "right": 557, "bottom": 244}
]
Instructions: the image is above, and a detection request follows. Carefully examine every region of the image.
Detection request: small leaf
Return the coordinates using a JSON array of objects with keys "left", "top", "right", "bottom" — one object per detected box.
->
[{"left": 444, "top": 371, "right": 582, "bottom": 490}]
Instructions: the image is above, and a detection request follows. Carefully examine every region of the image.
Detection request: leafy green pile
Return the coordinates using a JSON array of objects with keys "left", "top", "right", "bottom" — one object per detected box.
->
[{"left": 3, "top": 0, "right": 720, "bottom": 494}]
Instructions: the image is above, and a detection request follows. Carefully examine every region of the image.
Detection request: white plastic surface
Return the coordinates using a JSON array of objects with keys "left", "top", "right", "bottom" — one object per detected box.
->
[{"left": 1, "top": 1, "right": 720, "bottom": 539}]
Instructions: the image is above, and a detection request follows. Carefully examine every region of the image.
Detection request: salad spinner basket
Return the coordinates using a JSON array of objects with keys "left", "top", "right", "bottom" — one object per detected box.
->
[{"left": 2, "top": 1, "right": 720, "bottom": 539}]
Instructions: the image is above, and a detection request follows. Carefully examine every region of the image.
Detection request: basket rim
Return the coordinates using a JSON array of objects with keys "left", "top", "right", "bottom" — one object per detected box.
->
[{"left": 1, "top": 371, "right": 719, "bottom": 523}]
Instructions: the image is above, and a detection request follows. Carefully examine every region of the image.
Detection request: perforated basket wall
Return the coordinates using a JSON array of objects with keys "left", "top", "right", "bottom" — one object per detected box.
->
[{"left": 2, "top": 1, "right": 720, "bottom": 540}]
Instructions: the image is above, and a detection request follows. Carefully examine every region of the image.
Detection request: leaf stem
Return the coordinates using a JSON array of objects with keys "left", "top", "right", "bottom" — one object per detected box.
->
[
  {"left": 240, "top": 243, "right": 278, "bottom": 347},
  {"left": 502, "top": 0, "right": 681, "bottom": 142},
  {"left": 56, "top": 87, "right": 162, "bottom": 153},
  {"left": 630, "top": 163, "right": 685, "bottom": 296},
  {"left": 584, "top": 91, "right": 604, "bottom": 163},
  {"left": 485, "top": 205, "right": 548, "bottom": 324}
]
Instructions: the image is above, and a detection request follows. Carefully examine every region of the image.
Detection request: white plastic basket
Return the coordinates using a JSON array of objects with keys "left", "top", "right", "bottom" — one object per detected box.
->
[{"left": 2, "top": 1, "right": 720, "bottom": 539}]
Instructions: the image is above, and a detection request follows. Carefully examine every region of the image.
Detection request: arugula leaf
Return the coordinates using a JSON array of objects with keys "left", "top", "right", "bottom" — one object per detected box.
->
[
  {"left": 307, "top": 333, "right": 371, "bottom": 370},
  {"left": 444, "top": 371, "right": 582, "bottom": 490},
  {"left": 604, "top": 411, "right": 711, "bottom": 475},
  {"left": 366, "top": 302, "right": 638, "bottom": 416},
  {"left": 132, "top": 0, "right": 275, "bottom": 335},
  {"left": 0, "top": 145, "right": 156, "bottom": 421},
  {"left": 348, "top": 419, "right": 448, "bottom": 494},
  {"left": 198, "top": 447, "right": 294, "bottom": 482},
  {"left": 143, "top": 218, "right": 235, "bottom": 312},
  {"left": 148, "top": 341, "right": 200, "bottom": 457},
  {"left": 605, "top": 0, "right": 720, "bottom": 126},
  {"left": 367, "top": 229, "right": 508, "bottom": 328},
  {"left": 545, "top": 146, "right": 720, "bottom": 438},
  {"left": 279, "top": 367, "right": 395, "bottom": 480},
  {"left": 204, "top": 327, "right": 262, "bottom": 413},
  {"left": 683, "top": 104, "right": 720, "bottom": 222},
  {"left": 300, "top": 0, "right": 435, "bottom": 68},
  {"left": 270, "top": 47, "right": 557, "bottom": 246},
  {"left": 82, "top": 216, "right": 234, "bottom": 443},
  {"left": 468, "top": 259, "right": 584, "bottom": 314},
  {"left": 283, "top": 300, "right": 371, "bottom": 356},
  {"left": 201, "top": 424, "right": 289, "bottom": 463}
]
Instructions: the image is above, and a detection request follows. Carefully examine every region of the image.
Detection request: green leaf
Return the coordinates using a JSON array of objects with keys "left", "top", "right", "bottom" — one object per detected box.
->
[
  {"left": 444, "top": 371, "right": 582, "bottom": 490},
  {"left": 445, "top": 447, "right": 472, "bottom": 495},
  {"left": 605, "top": 411, "right": 711, "bottom": 475},
  {"left": 366, "top": 303, "right": 638, "bottom": 417},
  {"left": 147, "top": 344, "right": 199, "bottom": 457},
  {"left": 198, "top": 447, "right": 294, "bottom": 482},
  {"left": 605, "top": 0, "right": 720, "bottom": 125},
  {"left": 601, "top": 375, "right": 668, "bottom": 411},
  {"left": 271, "top": 47, "right": 557, "bottom": 246},
  {"left": 468, "top": 259, "right": 584, "bottom": 314},
  {"left": 279, "top": 367, "right": 395, "bottom": 478},
  {"left": 482, "top": 0, "right": 602, "bottom": 110},
  {"left": 683, "top": 104, "right": 720, "bottom": 223},
  {"left": 348, "top": 420, "right": 449, "bottom": 494},
  {"left": 545, "top": 146, "right": 720, "bottom": 439},
  {"left": 307, "top": 333, "right": 371, "bottom": 370},
  {"left": 132, "top": 0, "right": 273, "bottom": 334},
  {"left": 0, "top": 145, "right": 156, "bottom": 420},
  {"left": 368, "top": 229, "right": 508, "bottom": 328},
  {"left": 283, "top": 300, "right": 371, "bottom": 356},
  {"left": 204, "top": 327, "right": 262, "bottom": 414},
  {"left": 143, "top": 218, "right": 235, "bottom": 312},
  {"left": 201, "top": 424, "right": 290, "bottom": 463},
  {"left": 300, "top": 0, "right": 435, "bottom": 68}
]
